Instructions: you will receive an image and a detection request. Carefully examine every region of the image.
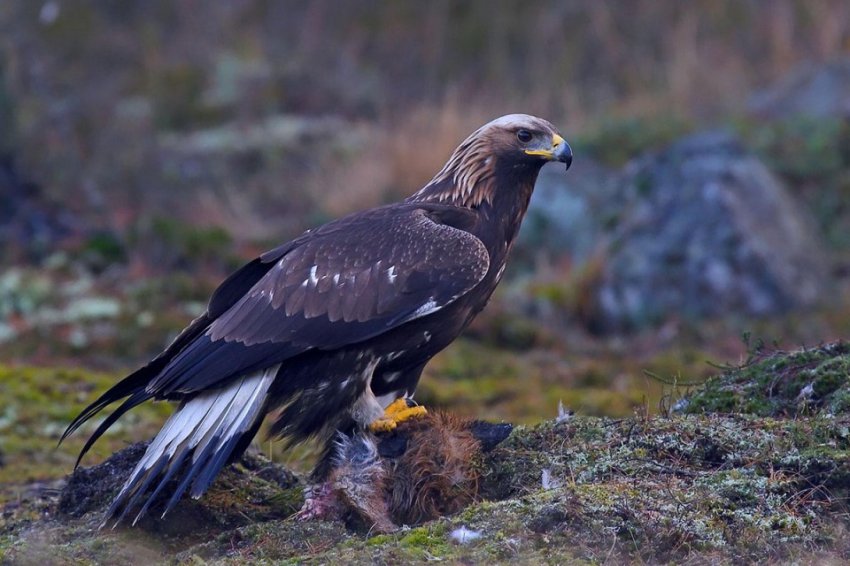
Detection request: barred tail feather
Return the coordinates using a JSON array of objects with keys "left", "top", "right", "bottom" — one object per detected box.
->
[{"left": 103, "top": 365, "right": 279, "bottom": 528}]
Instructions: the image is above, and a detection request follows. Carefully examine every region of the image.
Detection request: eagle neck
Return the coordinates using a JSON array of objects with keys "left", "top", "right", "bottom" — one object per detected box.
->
[
  {"left": 407, "top": 155, "right": 542, "bottom": 218},
  {"left": 406, "top": 132, "right": 498, "bottom": 207},
  {"left": 479, "top": 162, "right": 541, "bottom": 249}
]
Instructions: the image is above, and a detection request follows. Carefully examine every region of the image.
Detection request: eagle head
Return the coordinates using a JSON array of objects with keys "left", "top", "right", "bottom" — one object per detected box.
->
[
  {"left": 412, "top": 113, "right": 571, "bottom": 207},
  {"left": 477, "top": 113, "right": 573, "bottom": 170}
]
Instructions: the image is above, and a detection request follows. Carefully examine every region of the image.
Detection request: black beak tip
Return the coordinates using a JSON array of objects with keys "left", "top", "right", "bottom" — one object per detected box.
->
[{"left": 561, "top": 142, "right": 573, "bottom": 171}]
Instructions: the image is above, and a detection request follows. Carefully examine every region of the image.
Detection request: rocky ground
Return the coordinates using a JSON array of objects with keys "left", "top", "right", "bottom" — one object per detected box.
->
[{"left": 2, "top": 342, "right": 849, "bottom": 564}]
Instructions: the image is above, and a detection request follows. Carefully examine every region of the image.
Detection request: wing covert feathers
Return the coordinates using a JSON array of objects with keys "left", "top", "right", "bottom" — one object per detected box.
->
[{"left": 209, "top": 206, "right": 489, "bottom": 345}]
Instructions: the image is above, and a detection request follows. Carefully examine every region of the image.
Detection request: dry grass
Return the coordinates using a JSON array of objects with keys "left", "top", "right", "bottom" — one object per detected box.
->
[{"left": 317, "top": 101, "right": 494, "bottom": 215}]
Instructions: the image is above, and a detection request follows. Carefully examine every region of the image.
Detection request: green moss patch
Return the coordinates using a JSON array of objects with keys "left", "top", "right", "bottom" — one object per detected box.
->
[
  {"left": 684, "top": 341, "right": 850, "bottom": 417},
  {"left": 0, "top": 365, "right": 171, "bottom": 505}
]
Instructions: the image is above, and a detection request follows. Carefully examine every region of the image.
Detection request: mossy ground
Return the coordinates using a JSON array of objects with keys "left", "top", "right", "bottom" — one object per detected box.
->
[
  {"left": 3, "top": 343, "right": 850, "bottom": 563},
  {"left": 0, "top": 365, "right": 172, "bottom": 506},
  {"left": 3, "top": 414, "right": 848, "bottom": 564},
  {"left": 685, "top": 341, "right": 850, "bottom": 416}
]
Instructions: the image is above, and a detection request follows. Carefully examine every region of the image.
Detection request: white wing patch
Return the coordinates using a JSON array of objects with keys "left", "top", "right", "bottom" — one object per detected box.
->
[{"left": 411, "top": 298, "right": 439, "bottom": 318}]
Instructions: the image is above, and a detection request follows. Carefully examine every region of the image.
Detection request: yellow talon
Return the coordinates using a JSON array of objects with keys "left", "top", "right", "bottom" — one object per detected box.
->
[
  {"left": 392, "top": 405, "right": 427, "bottom": 424},
  {"left": 384, "top": 398, "right": 411, "bottom": 417},
  {"left": 368, "top": 399, "right": 428, "bottom": 433}
]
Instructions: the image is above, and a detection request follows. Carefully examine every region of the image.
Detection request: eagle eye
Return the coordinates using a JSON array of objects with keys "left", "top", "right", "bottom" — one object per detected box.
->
[{"left": 516, "top": 129, "right": 533, "bottom": 144}]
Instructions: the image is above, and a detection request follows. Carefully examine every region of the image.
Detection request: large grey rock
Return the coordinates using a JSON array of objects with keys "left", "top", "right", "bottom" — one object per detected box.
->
[
  {"left": 593, "top": 131, "right": 830, "bottom": 330},
  {"left": 520, "top": 158, "right": 619, "bottom": 266}
]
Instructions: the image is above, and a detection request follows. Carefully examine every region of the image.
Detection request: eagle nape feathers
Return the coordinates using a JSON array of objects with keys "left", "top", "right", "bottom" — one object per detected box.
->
[{"left": 61, "top": 113, "right": 572, "bottom": 527}]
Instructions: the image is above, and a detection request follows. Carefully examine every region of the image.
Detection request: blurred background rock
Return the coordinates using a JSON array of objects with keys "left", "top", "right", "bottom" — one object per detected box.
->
[{"left": 2, "top": 0, "right": 850, "bottom": 434}]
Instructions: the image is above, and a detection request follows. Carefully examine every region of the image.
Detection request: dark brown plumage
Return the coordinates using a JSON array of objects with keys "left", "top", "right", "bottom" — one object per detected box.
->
[{"left": 62, "top": 114, "right": 571, "bottom": 526}]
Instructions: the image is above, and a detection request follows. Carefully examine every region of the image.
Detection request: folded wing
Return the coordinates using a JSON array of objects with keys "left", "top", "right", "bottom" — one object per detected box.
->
[{"left": 64, "top": 204, "right": 489, "bottom": 461}]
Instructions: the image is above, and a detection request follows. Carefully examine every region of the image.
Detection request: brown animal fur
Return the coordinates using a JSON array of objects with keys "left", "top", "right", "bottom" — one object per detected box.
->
[
  {"left": 384, "top": 412, "right": 483, "bottom": 525},
  {"left": 303, "top": 411, "right": 511, "bottom": 532}
]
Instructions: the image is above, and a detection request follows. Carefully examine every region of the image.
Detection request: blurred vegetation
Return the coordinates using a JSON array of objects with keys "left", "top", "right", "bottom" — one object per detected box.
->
[
  {"left": 741, "top": 115, "right": 850, "bottom": 251},
  {"left": 2, "top": 0, "right": 849, "bottom": 247},
  {"left": 574, "top": 115, "right": 694, "bottom": 167}
]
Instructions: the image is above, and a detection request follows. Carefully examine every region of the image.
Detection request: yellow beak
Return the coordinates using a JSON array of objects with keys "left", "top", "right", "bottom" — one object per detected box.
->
[{"left": 524, "top": 134, "right": 572, "bottom": 168}]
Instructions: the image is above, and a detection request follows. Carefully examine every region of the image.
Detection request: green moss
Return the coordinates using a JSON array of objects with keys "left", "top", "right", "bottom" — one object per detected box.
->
[
  {"left": 365, "top": 533, "right": 393, "bottom": 547},
  {"left": 689, "top": 388, "right": 739, "bottom": 413},
  {"left": 397, "top": 524, "right": 451, "bottom": 556},
  {"left": 685, "top": 342, "right": 850, "bottom": 417},
  {"left": 0, "top": 365, "right": 172, "bottom": 504},
  {"left": 827, "top": 389, "right": 850, "bottom": 414},
  {"left": 811, "top": 357, "right": 850, "bottom": 397}
]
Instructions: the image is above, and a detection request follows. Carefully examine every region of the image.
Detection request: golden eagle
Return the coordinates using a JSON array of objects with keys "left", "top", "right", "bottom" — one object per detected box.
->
[{"left": 63, "top": 114, "right": 572, "bottom": 526}]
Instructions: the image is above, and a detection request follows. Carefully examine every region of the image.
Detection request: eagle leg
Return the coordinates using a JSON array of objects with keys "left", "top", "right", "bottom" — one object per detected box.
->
[{"left": 368, "top": 398, "right": 428, "bottom": 433}]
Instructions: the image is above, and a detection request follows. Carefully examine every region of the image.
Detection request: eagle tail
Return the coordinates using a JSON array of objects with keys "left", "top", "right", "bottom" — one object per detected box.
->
[
  {"left": 60, "top": 364, "right": 157, "bottom": 462},
  {"left": 102, "top": 365, "right": 279, "bottom": 528}
]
